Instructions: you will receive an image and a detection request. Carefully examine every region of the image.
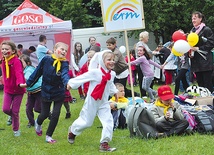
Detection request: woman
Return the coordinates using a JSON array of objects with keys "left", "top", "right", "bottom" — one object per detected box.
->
[{"left": 190, "top": 11, "right": 214, "bottom": 92}]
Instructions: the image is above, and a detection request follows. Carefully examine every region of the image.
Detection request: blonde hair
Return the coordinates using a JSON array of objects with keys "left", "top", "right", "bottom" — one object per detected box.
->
[
  {"left": 54, "top": 42, "right": 68, "bottom": 51},
  {"left": 115, "top": 82, "right": 124, "bottom": 88},
  {"left": 139, "top": 31, "right": 149, "bottom": 41},
  {"left": 102, "top": 51, "right": 114, "bottom": 61},
  {"left": 87, "top": 50, "right": 96, "bottom": 57}
]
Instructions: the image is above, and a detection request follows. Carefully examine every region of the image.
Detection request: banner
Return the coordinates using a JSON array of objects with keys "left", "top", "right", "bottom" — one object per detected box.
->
[{"left": 101, "top": 0, "right": 145, "bottom": 32}]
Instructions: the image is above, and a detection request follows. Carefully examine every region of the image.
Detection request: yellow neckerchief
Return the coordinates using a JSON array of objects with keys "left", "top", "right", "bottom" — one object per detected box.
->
[
  {"left": 154, "top": 99, "right": 174, "bottom": 114},
  {"left": 52, "top": 54, "right": 66, "bottom": 73},
  {"left": 110, "top": 96, "right": 128, "bottom": 103},
  {"left": 5, "top": 54, "right": 15, "bottom": 78}
]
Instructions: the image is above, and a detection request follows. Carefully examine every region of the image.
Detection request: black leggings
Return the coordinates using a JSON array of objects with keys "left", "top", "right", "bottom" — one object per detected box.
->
[
  {"left": 37, "top": 98, "right": 63, "bottom": 137},
  {"left": 174, "top": 69, "right": 189, "bottom": 95},
  {"left": 195, "top": 70, "right": 213, "bottom": 92}
]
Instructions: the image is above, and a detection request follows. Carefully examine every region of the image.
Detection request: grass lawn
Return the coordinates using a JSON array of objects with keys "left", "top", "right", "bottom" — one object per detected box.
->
[{"left": 0, "top": 83, "right": 213, "bottom": 155}]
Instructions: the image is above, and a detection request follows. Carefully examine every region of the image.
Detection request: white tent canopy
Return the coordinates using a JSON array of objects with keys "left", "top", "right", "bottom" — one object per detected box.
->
[
  {"left": 0, "top": 0, "right": 72, "bottom": 61},
  {"left": 0, "top": 0, "right": 72, "bottom": 37}
]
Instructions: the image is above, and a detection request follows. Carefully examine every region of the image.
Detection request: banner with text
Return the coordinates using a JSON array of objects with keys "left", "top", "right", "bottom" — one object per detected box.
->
[{"left": 101, "top": 0, "right": 145, "bottom": 32}]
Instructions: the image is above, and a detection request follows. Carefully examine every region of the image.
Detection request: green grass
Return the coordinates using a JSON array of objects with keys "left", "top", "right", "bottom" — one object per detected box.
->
[{"left": 0, "top": 84, "right": 213, "bottom": 155}]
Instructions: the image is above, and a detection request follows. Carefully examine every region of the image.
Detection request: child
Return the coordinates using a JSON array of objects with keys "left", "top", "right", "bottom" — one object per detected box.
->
[
  {"left": 63, "top": 69, "right": 74, "bottom": 119},
  {"left": 19, "top": 54, "right": 42, "bottom": 128},
  {"left": 67, "top": 50, "right": 118, "bottom": 152},
  {"left": 109, "top": 83, "right": 128, "bottom": 130},
  {"left": 151, "top": 85, "right": 189, "bottom": 137},
  {"left": 130, "top": 45, "right": 163, "bottom": 103},
  {"left": 1, "top": 40, "right": 26, "bottom": 136},
  {"left": 125, "top": 50, "right": 136, "bottom": 86},
  {"left": 20, "top": 42, "right": 70, "bottom": 143},
  {"left": 71, "top": 42, "right": 85, "bottom": 100},
  {"left": 77, "top": 50, "right": 96, "bottom": 97}
]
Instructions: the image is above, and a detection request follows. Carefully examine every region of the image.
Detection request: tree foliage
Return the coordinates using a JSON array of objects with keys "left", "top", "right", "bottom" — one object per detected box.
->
[
  {"left": 0, "top": 0, "right": 213, "bottom": 44},
  {"left": 0, "top": 0, "right": 21, "bottom": 18}
]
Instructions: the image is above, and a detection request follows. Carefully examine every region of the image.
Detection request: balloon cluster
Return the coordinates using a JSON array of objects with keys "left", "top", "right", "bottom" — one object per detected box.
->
[{"left": 171, "top": 30, "right": 199, "bottom": 56}]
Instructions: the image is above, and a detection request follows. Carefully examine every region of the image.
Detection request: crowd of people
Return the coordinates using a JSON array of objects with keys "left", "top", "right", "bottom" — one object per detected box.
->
[{"left": 0, "top": 11, "right": 214, "bottom": 152}]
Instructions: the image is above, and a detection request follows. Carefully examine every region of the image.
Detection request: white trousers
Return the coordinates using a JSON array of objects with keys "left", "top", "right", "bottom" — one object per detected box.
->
[{"left": 69, "top": 100, "right": 113, "bottom": 143}]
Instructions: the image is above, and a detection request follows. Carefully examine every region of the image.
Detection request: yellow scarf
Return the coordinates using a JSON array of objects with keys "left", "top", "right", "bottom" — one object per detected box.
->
[
  {"left": 5, "top": 54, "right": 15, "bottom": 78},
  {"left": 110, "top": 96, "right": 128, "bottom": 103},
  {"left": 52, "top": 54, "right": 66, "bottom": 73},
  {"left": 154, "top": 99, "right": 174, "bottom": 114}
]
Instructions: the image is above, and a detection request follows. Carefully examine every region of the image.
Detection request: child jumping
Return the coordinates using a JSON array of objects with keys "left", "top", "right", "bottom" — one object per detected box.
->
[
  {"left": 67, "top": 50, "right": 118, "bottom": 152},
  {"left": 20, "top": 42, "right": 70, "bottom": 143},
  {"left": 1, "top": 40, "right": 26, "bottom": 136}
]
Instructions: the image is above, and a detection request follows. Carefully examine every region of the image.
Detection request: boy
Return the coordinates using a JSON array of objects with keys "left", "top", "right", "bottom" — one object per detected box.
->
[
  {"left": 109, "top": 83, "right": 128, "bottom": 130},
  {"left": 151, "top": 85, "right": 189, "bottom": 137},
  {"left": 106, "top": 37, "right": 139, "bottom": 98}
]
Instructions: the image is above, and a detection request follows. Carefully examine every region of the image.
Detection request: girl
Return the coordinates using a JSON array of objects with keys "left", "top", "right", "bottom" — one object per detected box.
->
[
  {"left": 1, "top": 40, "right": 26, "bottom": 136},
  {"left": 125, "top": 49, "right": 136, "bottom": 86},
  {"left": 130, "top": 45, "right": 163, "bottom": 102},
  {"left": 77, "top": 50, "right": 96, "bottom": 97},
  {"left": 20, "top": 42, "right": 70, "bottom": 143},
  {"left": 19, "top": 54, "right": 42, "bottom": 128},
  {"left": 71, "top": 42, "right": 85, "bottom": 100},
  {"left": 67, "top": 50, "right": 118, "bottom": 152}
]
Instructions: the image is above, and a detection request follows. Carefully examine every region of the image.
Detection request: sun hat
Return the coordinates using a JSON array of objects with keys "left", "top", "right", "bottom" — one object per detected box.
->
[{"left": 158, "top": 85, "right": 175, "bottom": 100}]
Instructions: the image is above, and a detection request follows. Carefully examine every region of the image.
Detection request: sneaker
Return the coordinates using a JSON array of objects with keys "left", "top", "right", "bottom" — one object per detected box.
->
[
  {"left": 65, "top": 113, "right": 71, "bottom": 119},
  {"left": 7, "top": 116, "right": 12, "bottom": 126},
  {"left": 152, "top": 91, "right": 158, "bottom": 98},
  {"left": 150, "top": 99, "right": 155, "bottom": 103},
  {"left": 155, "top": 132, "right": 167, "bottom": 139},
  {"left": 27, "top": 123, "right": 34, "bottom": 128},
  {"left": 70, "top": 98, "right": 77, "bottom": 103},
  {"left": 14, "top": 130, "right": 21, "bottom": 137},
  {"left": 68, "top": 132, "right": 76, "bottom": 144},
  {"left": 80, "top": 95, "right": 85, "bottom": 100},
  {"left": 99, "top": 142, "right": 116, "bottom": 152},
  {"left": 46, "top": 135, "right": 57, "bottom": 144},
  {"left": 35, "top": 119, "right": 42, "bottom": 136}
]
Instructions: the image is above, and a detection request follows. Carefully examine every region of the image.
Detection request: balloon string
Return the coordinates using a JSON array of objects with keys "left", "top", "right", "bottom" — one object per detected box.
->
[{"left": 196, "top": 50, "right": 207, "bottom": 60}]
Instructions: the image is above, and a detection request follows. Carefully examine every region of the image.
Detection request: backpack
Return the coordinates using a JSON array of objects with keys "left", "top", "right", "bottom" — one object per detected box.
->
[
  {"left": 194, "top": 110, "right": 214, "bottom": 133},
  {"left": 182, "top": 110, "right": 197, "bottom": 130},
  {"left": 128, "top": 106, "right": 158, "bottom": 139}
]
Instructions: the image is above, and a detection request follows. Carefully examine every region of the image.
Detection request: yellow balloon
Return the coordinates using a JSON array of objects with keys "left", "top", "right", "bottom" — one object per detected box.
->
[
  {"left": 187, "top": 33, "right": 199, "bottom": 47},
  {"left": 172, "top": 47, "right": 183, "bottom": 56}
]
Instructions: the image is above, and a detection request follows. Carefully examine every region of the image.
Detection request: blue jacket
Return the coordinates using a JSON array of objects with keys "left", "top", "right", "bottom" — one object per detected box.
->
[{"left": 26, "top": 56, "right": 70, "bottom": 100}]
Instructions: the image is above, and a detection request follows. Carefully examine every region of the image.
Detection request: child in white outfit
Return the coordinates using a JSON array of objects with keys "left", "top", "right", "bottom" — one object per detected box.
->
[{"left": 67, "top": 50, "right": 118, "bottom": 152}]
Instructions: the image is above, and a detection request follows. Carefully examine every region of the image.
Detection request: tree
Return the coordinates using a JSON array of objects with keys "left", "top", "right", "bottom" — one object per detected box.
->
[
  {"left": 82, "top": 0, "right": 102, "bottom": 27},
  {"left": 0, "top": 0, "right": 21, "bottom": 20},
  {"left": 134, "top": 0, "right": 214, "bottom": 44}
]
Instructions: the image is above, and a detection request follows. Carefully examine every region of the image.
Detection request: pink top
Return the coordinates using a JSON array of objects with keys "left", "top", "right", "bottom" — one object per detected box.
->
[
  {"left": 131, "top": 55, "right": 161, "bottom": 77},
  {"left": 2, "top": 56, "right": 26, "bottom": 94}
]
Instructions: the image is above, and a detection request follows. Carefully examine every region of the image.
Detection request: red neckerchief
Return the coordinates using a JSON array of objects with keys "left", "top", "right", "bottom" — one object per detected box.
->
[{"left": 91, "top": 67, "right": 111, "bottom": 100}]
